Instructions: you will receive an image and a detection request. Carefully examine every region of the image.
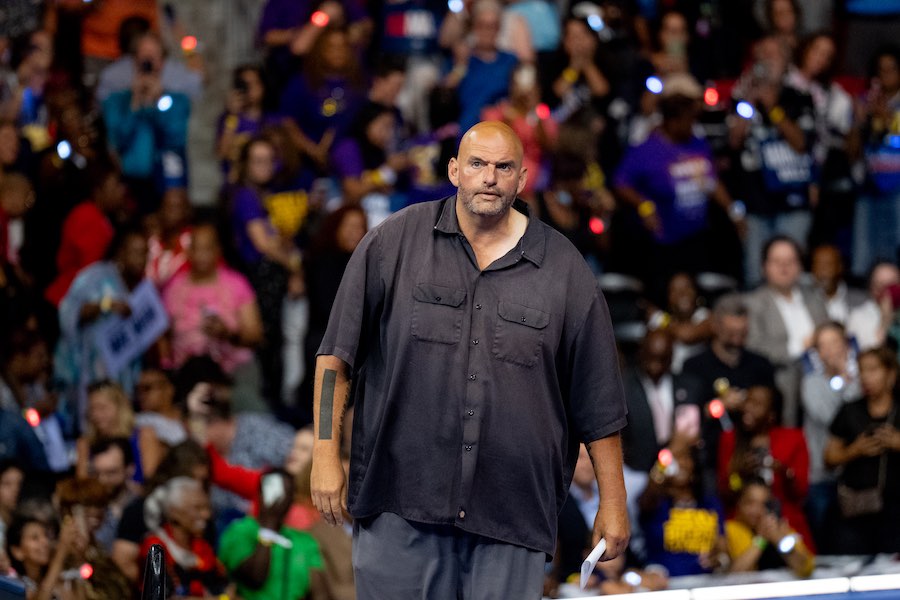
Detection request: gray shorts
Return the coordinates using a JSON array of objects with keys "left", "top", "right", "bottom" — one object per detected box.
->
[{"left": 352, "top": 512, "right": 546, "bottom": 600}]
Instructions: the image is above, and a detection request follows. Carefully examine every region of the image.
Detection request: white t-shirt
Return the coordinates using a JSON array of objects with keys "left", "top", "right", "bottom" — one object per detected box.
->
[{"left": 773, "top": 289, "right": 816, "bottom": 359}]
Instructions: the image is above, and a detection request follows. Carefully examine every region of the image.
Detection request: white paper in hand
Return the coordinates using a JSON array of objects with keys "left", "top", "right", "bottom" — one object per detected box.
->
[{"left": 580, "top": 538, "right": 607, "bottom": 590}]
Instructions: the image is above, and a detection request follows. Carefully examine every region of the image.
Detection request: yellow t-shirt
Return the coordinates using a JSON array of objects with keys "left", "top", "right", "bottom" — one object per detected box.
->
[{"left": 725, "top": 519, "right": 755, "bottom": 560}]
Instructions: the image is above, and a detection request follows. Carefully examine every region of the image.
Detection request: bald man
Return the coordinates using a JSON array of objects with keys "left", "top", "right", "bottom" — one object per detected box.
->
[{"left": 311, "top": 121, "right": 628, "bottom": 598}]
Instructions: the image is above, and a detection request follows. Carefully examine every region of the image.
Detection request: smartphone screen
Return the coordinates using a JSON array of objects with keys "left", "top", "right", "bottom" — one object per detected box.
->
[
  {"left": 261, "top": 473, "right": 286, "bottom": 507},
  {"left": 674, "top": 404, "right": 700, "bottom": 439}
]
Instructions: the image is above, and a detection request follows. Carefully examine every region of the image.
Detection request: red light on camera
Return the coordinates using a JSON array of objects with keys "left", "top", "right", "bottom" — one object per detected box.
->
[
  {"left": 79, "top": 563, "right": 93, "bottom": 579},
  {"left": 24, "top": 408, "right": 40, "bottom": 427},
  {"left": 704, "top": 87, "right": 719, "bottom": 106},
  {"left": 589, "top": 216, "right": 605, "bottom": 235},
  {"left": 181, "top": 36, "right": 198, "bottom": 52},
  {"left": 708, "top": 399, "right": 725, "bottom": 419},
  {"left": 657, "top": 448, "right": 673, "bottom": 467},
  {"left": 535, "top": 103, "right": 550, "bottom": 120},
  {"left": 311, "top": 11, "right": 330, "bottom": 27}
]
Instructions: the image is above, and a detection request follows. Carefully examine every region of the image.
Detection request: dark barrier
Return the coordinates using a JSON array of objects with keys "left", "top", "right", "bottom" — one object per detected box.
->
[{"left": 140, "top": 543, "right": 166, "bottom": 600}]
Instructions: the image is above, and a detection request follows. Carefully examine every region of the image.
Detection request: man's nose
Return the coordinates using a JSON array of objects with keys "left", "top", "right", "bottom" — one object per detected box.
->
[{"left": 482, "top": 165, "right": 497, "bottom": 185}]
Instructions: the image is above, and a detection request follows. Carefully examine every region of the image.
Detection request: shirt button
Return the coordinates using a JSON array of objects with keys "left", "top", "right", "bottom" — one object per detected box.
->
[
  {"left": 467, "top": 409, "right": 475, "bottom": 416},
  {"left": 465, "top": 444, "right": 472, "bottom": 451},
  {"left": 469, "top": 374, "right": 476, "bottom": 381},
  {"left": 436, "top": 296, "right": 441, "bottom": 302},
  {"left": 475, "top": 304, "right": 482, "bottom": 310},
  {"left": 472, "top": 339, "right": 479, "bottom": 345},
  {"left": 521, "top": 316, "right": 527, "bottom": 322},
  {"left": 458, "top": 510, "right": 466, "bottom": 519}
]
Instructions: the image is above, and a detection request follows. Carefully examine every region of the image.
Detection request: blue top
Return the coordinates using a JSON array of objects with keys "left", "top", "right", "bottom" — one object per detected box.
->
[
  {"left": 845, "top": 0, "right": 900, "bottom": 15},
  {"left": 507, "top": 1, "right": 560, "bottom": 52},
  {"left": 380, "top": 0, "right": 446, "bottom": 56},
  {"left": 642, "top": 496, "right": 725, "bottom": 576},
  {"left": 457, "top": 51, "right": 518, "bottom": 134},
  {"left": 614, "top": 132, "right": 716, "bottom": 245},
  {"left": 103, "top": 90, "right": 190, "bottom": 183}
]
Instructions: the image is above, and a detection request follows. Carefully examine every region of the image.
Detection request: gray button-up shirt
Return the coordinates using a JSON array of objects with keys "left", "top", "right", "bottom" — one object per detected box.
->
[{"left": 318, "top": 195, "right": 626, "bottom": 555}]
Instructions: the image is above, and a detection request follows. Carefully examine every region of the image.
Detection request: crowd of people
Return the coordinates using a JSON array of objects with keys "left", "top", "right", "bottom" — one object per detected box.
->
[{"left": 1, "top": 0, "right": 900, "bottom": 597}]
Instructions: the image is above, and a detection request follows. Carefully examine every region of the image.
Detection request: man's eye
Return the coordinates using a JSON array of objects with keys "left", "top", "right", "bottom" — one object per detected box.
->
[{"left": 471, "top": 161, "right": 482, "bottom": 168}]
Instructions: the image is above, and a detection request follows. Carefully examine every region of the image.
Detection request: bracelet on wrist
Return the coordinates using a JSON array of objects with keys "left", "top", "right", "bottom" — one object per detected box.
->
[
  {"left": 638, "top": 200, "right": 656, "bottom": 218},
  {"left": 752, "top": 535, "right": 768, "bottom": 551},
  {"left": 562, "top": 67, "right": 579, "bottom": 84},
  {"left": 769, "top": 106, "right": 786, "bottom": 125}
]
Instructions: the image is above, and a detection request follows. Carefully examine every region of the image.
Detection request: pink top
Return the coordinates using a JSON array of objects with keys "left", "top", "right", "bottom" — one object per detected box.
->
[{"left": 163, "top": 266, "right": 256, "bottom": 373}]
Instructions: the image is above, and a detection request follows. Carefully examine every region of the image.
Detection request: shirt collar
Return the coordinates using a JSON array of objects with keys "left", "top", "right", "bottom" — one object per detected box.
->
[{"left": 434, "top": 194, "right": 546, "bottom": 267}]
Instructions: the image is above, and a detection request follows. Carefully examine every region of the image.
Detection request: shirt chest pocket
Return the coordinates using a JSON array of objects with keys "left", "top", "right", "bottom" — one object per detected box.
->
[
  {"left": 411, "top": 283, "right": 466, "bottom": 344},
  {"left": 492, "top": 301, "right": 550, "bottom": 367}
]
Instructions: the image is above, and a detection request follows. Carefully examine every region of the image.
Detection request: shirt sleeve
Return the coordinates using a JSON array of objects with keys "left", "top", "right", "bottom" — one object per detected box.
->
[
  {"left": 317, "top": 226, "right": 384, "bottom": 370},
  {"left": 828, "top": 404, "right": 854, "bottom": 442},
  {"left": 612, "top": 144, "right": 643, "bottom": 191},
  {"left": 218, "top": 517, "right": 259, "bottom": 572},
  {"left": 568, "top": 288, "right": 628, "bottom": 442},
  {"left": 234, "top": 187, "right": 268, "bottom": 225}
]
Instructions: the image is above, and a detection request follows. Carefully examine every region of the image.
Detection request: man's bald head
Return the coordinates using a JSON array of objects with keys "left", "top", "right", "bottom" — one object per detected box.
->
[
  {"left": 457, "top": 121, "right": 524, "bottom": 165},
  {"left": 449, "top": 121, "right": 528, "bottom": 219}
]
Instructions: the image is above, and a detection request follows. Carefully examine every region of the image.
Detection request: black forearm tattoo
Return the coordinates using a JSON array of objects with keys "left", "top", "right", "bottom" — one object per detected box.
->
[{"left": 319, "top": 369, "right": 337, "bottom": 440}]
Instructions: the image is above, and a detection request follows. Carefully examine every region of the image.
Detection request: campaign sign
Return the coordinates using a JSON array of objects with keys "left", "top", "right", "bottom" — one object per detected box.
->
[{"left": 96, "top": 280, "right": 169, "bottom": 376}]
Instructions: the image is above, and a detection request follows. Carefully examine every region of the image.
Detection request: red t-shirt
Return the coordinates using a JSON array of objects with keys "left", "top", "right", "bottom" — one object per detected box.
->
[{"left": 45, "top": 202, "right": 114, "bottom": 306}]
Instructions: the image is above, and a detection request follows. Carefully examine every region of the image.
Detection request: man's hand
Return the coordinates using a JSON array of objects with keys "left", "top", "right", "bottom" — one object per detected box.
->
[
  {"left": 592, "top": 500, "right": 629, "bottom": 561},
  {"left": 311, "top": 453, "right": 347, "bottom": 526}
]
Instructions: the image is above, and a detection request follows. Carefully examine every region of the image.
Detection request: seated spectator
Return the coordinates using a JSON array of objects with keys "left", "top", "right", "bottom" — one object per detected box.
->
[
  {"left": 801, "top": 322, "right": 860, "bottom": 547},
  {"left": 824, "top": 347, "right": 900, "bottom": 554},
  {"left": 145, "top": 187, "right": 193, "bottom": 289},
  {"left": 728, "top": 36, "right": 816, "bottom": 286},
  {"left": 0, "top": 408, "right": 49, "bottom": 472},
  {"left": 482, "top": 63, "right": 558, "bottom": 198},
  {"left": 531, "top": 151, "right": 610, "bottom": 271},
  {"left": 217, "top": 65, "right": 268, "bottom": 177},
  {"left": 45, "top": 160, "right": 126, "bottom": 307},
  {"left": 102, "top": 31, "right": 191, "bottom": 213},
  {"left": 88, "top": 437, "right": 140, "bottom": 553},
  {"left": 112, "top": 440, "right": 210, "bottom": 583},
  {"left": 75, "top": 380, "right": 143, "bottom": 481},
  {"left": 0, "top": 461, "right": 23, "bottom": 554},
  {"left": 55, "top": 226, "right": 151, "bottom": 430},
  {"left": 621, "top": 330, "right": 703, "bottom": 475},
  {"left": 443, "top": 0, "right": 519, "bottom": 134},
  {"left": 72, "top": 0, "right": 159, "bottom": 83},
  {"left": 5, "top": 510, "right": 89, "bottom": 599},
  {"left": 55, "top": 477, "right": 132, "bottom": 598},
  {"left": 851, "top": 45, "right": 900, "bottom": 277},
  {"left": 219, "top": 469, "right": 326, "bottom": 599},
  {"left": 330, "top": 102, "right": 409, "bottom": 227},
  {"left": 0, "top": 173, "right": 34, "bottom": 273},
  {"left": 726, "top": 477, "right": 815, "bottom": 577},
  {"left": 745, "top": 236, "right": 828, "bottom": 426},
  {"left": 279, "top": 26, "right": 366, "bottom": 172},
  {"left": 540, "top": 14, "right": 609, "bottom": 120},
  {"left": 0, "top": 329, "right": 68, "bottom": 471},
  {"left": 847, "top": 261, "right": 900, "bottom": 351},
  {"left": 229, "top": 135, "right": 302, "bottom": 402},
  {"left": 1, "top": 30, "right": 53, "bottom": 143},
  {"left": 649, "top": 11, "right": 692, "bottom": 79},
  {"left": 639, "top": 443, "right": 726, "bottom": 576},
  {"left": 614, "top": 74, "right": 741, "bottom": 298},
  {"left": 810, "top": 245, "right": 866, "bottom": 324},
  {"left": 134, "top": 367, "right": 188, "bottom": 478},
  {"left": 650, "top": 273, "right": 713, "bottom": 373},
  {"left": 258, "top": 0, "right": 371, "bottom": 97},
  {"left": 163, "top": 223, "right": 263, "bottom": 376},
  {"left": 95, "top": 16, "right": 203, "bottom": 103},
  {"left": 718, "top": 385, "right": 814, "bottom": 551},
  {"left": 139, "top": 476, "right": 229, "bottom": 598}
]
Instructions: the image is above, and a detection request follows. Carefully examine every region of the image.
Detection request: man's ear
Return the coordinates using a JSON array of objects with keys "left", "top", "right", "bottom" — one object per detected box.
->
[
  {"left": 517, "top": 167, "right": 528, "bottom": 196},
  {"left": 448, "top": 157, "right": 460, "bottom": 187}
]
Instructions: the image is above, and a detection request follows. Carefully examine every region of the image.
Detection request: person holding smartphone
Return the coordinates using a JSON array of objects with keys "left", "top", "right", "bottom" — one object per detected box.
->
[{"left": 219, "top": 469, "right": 327, "bottom": 600}]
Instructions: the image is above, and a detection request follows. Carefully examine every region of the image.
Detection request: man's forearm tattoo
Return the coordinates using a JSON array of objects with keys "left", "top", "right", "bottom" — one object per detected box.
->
[{"left": 319, "top": 369, "right": 337, "bottom": 440}]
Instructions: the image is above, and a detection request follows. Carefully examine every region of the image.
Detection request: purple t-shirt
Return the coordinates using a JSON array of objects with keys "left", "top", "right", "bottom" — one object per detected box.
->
[
  {"left": 279, "top": 75, "right": 363, "bottom": 144},
  {"left": 614, "top": 132, "right": 716, "bottom": 245},
  {"left": 330, "top": 138, "right": 366, "bottom": 179},
  {"left": 231, "top": 185, "right": 271, "bottom": 265}
]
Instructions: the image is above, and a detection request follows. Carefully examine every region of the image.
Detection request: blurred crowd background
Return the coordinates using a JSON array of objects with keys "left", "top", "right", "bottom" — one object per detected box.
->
[{"left": 2, "top": 0, "right": 900, "bottom": 597}]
